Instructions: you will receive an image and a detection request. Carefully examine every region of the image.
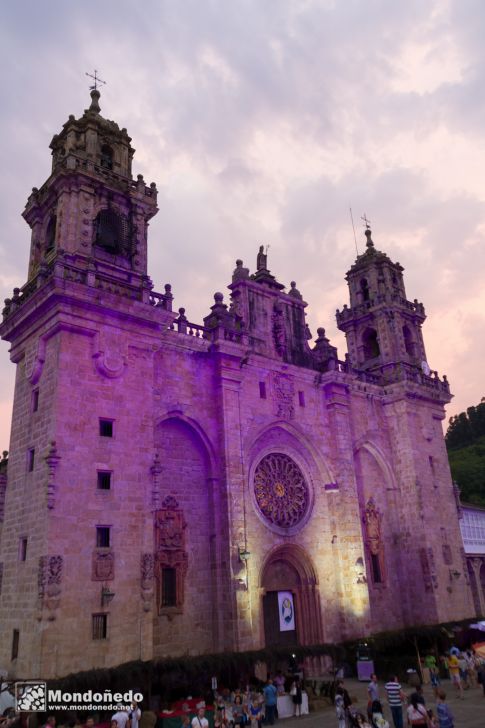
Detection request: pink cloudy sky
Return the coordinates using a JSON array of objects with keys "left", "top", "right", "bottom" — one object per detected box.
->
[{"left": 1, "top": 0, "right": 484, "bottom": 450}]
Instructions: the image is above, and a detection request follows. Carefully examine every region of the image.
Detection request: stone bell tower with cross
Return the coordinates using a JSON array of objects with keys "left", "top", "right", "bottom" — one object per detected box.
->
[
  {"left": 24, "top": 80, "right": 158, "bottom": 289},
  {"left": 336, "top": 219, "right": 429, "bottom": 379}
]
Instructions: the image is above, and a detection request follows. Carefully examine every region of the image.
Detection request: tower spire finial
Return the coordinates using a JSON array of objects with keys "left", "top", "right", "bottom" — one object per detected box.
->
[
  {"left": 361, "top": 213, "right": 374, "bottom": 248},
  {"left": 85, "top": 70, "right": 106, "bottom": 114}
]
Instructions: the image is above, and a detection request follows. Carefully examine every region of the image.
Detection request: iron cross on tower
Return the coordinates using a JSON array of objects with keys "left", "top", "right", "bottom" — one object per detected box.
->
[
  {"left": 85, "top": 69, "right": 106, "bottom": 91},
  {"left": 361, "top": 213, "right": 371, "bottom": 230}
]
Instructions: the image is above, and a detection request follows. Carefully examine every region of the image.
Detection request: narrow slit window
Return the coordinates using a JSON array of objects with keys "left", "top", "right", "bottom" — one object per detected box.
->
[
  {"left": 161, "top": 567, "right": 177, "bottom": 607},
  {"left": 259, "top": 382, "right": 266, "bottom": 399},
  {"left": 27, "top": 448, "right": 35, "bottom": 472},
  {"left": 96, "top": 526, "right": 111, "bottom": 548},
  {"left": 11, "top": 629, "right": 19, "bottom": 660},
  {"left": 19, "top": 538, "right": 27, "bottom": 562},
  {"left": 32, "top": 389, "right": 39, "bottom": 413},
  {"left": 97, "top": 471, "right": 112, "bottom": 490},
  {"left": 370, "top": 553, "right": 382, "bottom": 584},
  {"left": 99, "top": 419, "right": 113, "bottom": 437},
  {"left": 298, "top": 391, "right": 305, "bottom": 407}
]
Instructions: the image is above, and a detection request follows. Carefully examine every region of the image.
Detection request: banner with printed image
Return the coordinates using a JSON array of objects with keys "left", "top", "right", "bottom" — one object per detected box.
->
[{"left": 278, "top": 590, "right": 295, "bottom": 631}]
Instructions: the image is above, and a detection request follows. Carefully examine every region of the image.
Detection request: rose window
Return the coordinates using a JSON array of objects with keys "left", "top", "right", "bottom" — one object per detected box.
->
[{"left": 253, "top": 453, "right": 309, "bottom": 529}]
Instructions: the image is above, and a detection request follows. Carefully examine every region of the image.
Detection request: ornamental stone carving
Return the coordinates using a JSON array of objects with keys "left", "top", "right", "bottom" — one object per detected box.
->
[
  {"left": 92, "top": 550, "right": 115, "bottom": 581},
  {"left": 272, "top": 373, "right": 295, "bottom": 420},
  {"left": 363, "top": 498, "right": 382, "bottom": 555},
  {"left": 253, "top": 453, "right": 309, "bottom": 532},
  {"left": 140, "top": 553, "right": 154, "bottom": 612},
  {"left": 155, "top": 496, "right": 188, "bottom": 613},
  {"left": 37, "top": 554, "right": 63, "bottom": 620}
]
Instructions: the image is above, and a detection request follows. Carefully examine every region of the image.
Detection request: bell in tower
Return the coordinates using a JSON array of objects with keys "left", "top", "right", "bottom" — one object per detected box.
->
[{"left": 22, "top": 86, "right": 158, "bottom": 290}]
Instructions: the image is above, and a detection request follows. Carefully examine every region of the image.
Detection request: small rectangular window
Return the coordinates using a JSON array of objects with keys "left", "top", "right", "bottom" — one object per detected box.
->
[
  {"left": 429, "top": 455, "right": 435, "bottom": 474},
  {"left": 19, "top": 538, "right": 27, "bottom": 562},
  {"left": 370, "top": 553, "right": 382, "bottom": 584},
  {"left": 97, "top": 471, "right": 112, "bottom": 490},
  {"left": 92, "top": 613, "right": 108, "bottom": 640},
  {"left": 298, "top": 391, "right": 305, "bottom": 407},
  {"left": 161, "top": 567, "right": 177, "bottom": 607},
  {"left": 259, "top": 382, "right": 266, "bottom": 399},
  {"left": 32, "top": 389, "right": 39, "bottom": 413},
  {"left": 11, "top": 629, "right": 19, "bottom": 660},
  {"left": 99, "top": 419, "right": 113, "bottom": 437},
  {"left": 27, "top": 448, "right": 35, "bottom": 472},
  {"left": 96, "top": 526, "right": 110, "bottom": 548}
]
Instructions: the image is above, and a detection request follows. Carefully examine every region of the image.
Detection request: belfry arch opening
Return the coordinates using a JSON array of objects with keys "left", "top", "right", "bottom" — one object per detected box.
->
[
  {"left": 100, "top": 144, "right": 114, "bottom": 170},
  {"left": 403, "top": 325, "right": 416, "bottom": 357},
  {"left": 360, "top": 278, "right": 370, "bottom": 302},
  {"left": 362, "top": 327, "right": 380, "bottom": 360}
]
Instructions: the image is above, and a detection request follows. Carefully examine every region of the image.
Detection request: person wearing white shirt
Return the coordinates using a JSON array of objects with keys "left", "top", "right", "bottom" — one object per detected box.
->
[{"left": 111, "top": 712, "right": 130, "bottom": 728}]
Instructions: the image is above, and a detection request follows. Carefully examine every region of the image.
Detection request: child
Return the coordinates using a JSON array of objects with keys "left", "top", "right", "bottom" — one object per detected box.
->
[
  {"left": 427, "top": 710, "right": 437, "bottom": 728},
  {"left": 436, "top": 690, "right": 453, "bottom": 728}
]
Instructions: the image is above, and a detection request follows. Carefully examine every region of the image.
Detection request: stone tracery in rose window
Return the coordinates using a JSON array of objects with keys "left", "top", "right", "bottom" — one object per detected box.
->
[{"left": 253, "top": 453, "right": 309, "bottom": 529}]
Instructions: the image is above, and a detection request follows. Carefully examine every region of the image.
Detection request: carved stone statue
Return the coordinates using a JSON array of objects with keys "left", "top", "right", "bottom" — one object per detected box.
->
[
  {"left": 364, "top": 498, "right": 381, "bottom": 555},
  {"left": 257, "top": 245, "right": 267, "bottom": 271}
]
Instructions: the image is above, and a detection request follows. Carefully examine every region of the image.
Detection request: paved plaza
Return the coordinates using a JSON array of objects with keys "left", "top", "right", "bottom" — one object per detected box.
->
[{"left": 282, "top": 679, "right": 485, "bottom": 728}]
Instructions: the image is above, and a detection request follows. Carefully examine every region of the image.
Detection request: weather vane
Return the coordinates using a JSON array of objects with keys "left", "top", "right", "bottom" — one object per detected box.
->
[
  {"left": 85, "top": 69, "right": 106, "bottom": 91},
  {"left": 361, "top": 213, "right": 371, "bottom": 230}
]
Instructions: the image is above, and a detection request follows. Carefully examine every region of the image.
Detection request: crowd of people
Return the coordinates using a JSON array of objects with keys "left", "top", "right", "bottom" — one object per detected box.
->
[
  {"left": 210, "top": 676, "right": 304, "bottom": 728},
  {"left": 335, "top": 647, "right": 485, "bottom": 728}
]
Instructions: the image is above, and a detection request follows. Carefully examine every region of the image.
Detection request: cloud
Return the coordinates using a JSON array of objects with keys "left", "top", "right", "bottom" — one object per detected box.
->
[{"left": 0, "top": 0, "right": 485, "bottom": 449}]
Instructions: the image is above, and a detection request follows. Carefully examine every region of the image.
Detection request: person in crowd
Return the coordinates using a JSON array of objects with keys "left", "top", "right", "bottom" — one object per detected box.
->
[
  {"left": 290, "top": 679, "right": 302, "bottom": 718},
  {"left": 111, "top": 712, "right": 129, "bottom": 728},
  {"left": 84, "top": 718, "right": 95, "bottom": 728},
  {"left": 179, "top": 717, "right": 190, "bottom": 728},
  {"left": 334, "top": 686, "right": 346, "bottom": 728},
  {"left": 262, "top": 680, "right": 277, "bottom": 726},
  {"left": 248, "top": 698, "right": 262, "bottom": 728},
  {"left": 457, "top": 652, "right": 469, "bottom": 689},
  {"left": 232, "top": 695, "right": 246, "bottom": 726},
  {"left": 191, "top": 707, "right": 209, "bottom": 728},
  {"left": 408, "top": 687, "right": 425, "bottom": 708},
  {"left": 426, "top": 710, "right": 437, "bottom": 728},
  {"left": 435, "top": 690, "right": 453, "bottom": 728},
  {"left": 367, "top": 675, "right": 379, "bottom": 721},
  {"left": 371, "top": 700, "right": 389, "bottom": 728},
  {"left": 355, "top": 714, "right": 372, "bottom": 728},
  {"left": 406, "top": 694, "right": 427, "bottom": 727},
  {"left": 423, "top": 654, "right": 440, "bottom": 697},
  {"left": 447, "top": 652, "right": 463, "bottom": 699},
  {"left": 273, "top": 672, "right": 285, "bottom": 696},
  {"left": 384, "top": 676, "right": 405, "bottom": 728},
  {"left": 43, "top": 719, "right": 56, "bottom": 728},
  {"left": 477, "top": 658, "right": 485, "bottom": 696},
  {"left": 464, "top": 650, "right": 477, "bottom": 687},
  {"left": 128, "top": 702, "right": 141, "bottom": 728}
]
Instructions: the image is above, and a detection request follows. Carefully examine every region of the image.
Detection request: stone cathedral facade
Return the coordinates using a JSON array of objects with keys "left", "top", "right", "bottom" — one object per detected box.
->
[{"left": 0, "top": 90, "right": 475, "bottom": 679}]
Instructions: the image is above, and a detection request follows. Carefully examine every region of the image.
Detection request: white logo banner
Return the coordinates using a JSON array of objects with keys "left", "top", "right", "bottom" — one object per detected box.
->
[{"left": 278, "top": 590, "right": 295, "bottom": 632}]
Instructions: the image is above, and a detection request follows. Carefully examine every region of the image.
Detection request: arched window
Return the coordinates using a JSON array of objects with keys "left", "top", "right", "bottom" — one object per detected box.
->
[
  {"left": 360, "top": 278, "right": 370, "bottom": 302},
  {"left": 45, "top": 215, "right": 56, "bottom": 252},
  {"left": 95, "top": 209, "right": 121, "bottom": 253},
  {"left": 100, "top": 145, "right": 113, "bottom": 170},
  {"left": 403, "top": 325, "right": 415, "bottom": 357},
  {"left": 362, "top": 328, "right": 380, "bottom": 360}
]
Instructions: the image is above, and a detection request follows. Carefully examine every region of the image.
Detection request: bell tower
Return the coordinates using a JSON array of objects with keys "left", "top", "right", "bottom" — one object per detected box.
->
[
  {"left": 24, "top": 88, "right": 157, "bottom": 287},
  {"left": 336, "top": 225, "right": 428, "bottom": 378}
]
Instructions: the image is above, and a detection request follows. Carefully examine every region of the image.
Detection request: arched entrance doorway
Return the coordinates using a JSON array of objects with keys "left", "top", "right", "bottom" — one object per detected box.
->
[{"left": 260, "top": 545, "right": 323, "bottom": 646}]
